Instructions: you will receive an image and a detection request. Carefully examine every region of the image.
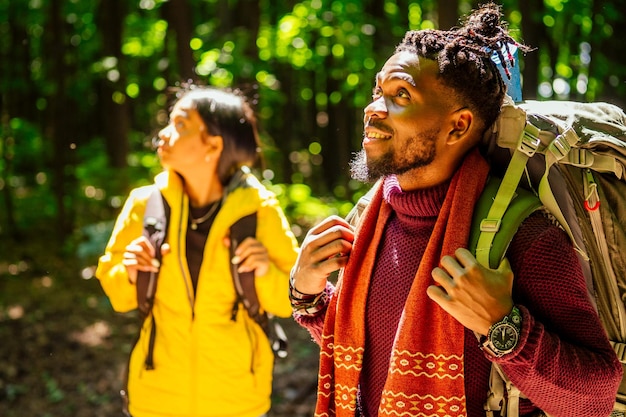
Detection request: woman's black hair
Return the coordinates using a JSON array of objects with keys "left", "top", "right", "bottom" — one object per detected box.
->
[
  {"left": 396, "top": 2, "right": 531, "bottom": 131},
  {"left": 174, "top": 85, "right": 260, "bottom": 185}
]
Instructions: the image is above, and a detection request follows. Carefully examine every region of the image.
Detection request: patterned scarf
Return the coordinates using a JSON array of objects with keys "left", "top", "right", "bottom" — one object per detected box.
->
[{"left": 315, "top": 149, "right": 489, "bottom": 417}]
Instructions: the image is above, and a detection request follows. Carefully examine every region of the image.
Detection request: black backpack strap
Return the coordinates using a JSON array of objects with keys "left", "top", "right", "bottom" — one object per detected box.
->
[
  {"left": 229, "top": 212, "right": 288, "bottom": 358},
  {"left": 139, "top": 187, "right": 169, "bottom": 370},
  {"left": 136, "top": 188, "right": 170, "bottom": 317},
  {"left": 121, "top": 186, "right": 170, "bottom": 415},
  {"left": 230, "top": 213, "right": 263, "bottom": 323}
]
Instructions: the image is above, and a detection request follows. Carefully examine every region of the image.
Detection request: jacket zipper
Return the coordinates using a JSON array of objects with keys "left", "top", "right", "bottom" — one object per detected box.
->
[{"left": 177, "top": 192, "right": 195, "bottom": 319}]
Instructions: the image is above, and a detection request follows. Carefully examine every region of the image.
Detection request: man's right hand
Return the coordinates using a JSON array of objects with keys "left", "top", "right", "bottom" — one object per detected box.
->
[{"left": 291, "top": 215, "right": 355, "bottom": 295}]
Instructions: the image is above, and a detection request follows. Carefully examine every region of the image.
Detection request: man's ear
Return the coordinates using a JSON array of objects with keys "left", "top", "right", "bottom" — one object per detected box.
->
[{"left": 446, "top": 108, "right": 474, "bottom": 146}]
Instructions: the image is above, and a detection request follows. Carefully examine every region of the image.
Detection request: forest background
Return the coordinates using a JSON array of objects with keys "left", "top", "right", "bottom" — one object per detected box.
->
[{"left": 1, "top": 0, "right": 626, "bottom": 416}]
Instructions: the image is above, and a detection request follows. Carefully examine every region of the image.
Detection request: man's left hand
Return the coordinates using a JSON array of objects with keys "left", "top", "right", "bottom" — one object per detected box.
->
[{"left": 426, "top": 247, "right": 515, "bottom": 336}]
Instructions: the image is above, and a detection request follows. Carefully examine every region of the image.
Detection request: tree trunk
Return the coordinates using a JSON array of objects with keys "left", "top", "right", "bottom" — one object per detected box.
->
[
  {"left": 365, "top": 0, "right": 396, "bottom": 55},
  {"left": 233, "top": 0, "right": 260, "bottom": 58},
  {"left": 277, "top": 63, "right": 296, "bottom": 184},
  {"left": 163, "top": 0, "right": 196, "bottom": 83},
  {"left": 519, "top": 0, "right": 544, "bottom": 100},
  {"left": 0, "top": 103, "right": 18, "bottom": 240},
  {"left": 215, "top": 0, "right": 232, "bottom": 39},
  {"left": 323, "top": 74, "right": 344, "bottom": 192},
  {"left": 44, "top": 0, "right": 73, "bottom": 241},
  {"left": 0, "top": 2, "right": 31, "bottom": 240},
  {"left": 98, "top": 0, "right": 129, "bottom": 171},
  {"left": 438, "top": 0, "right": 459, "bottom": 29},
  {"left": 589, "top": 1, "right": 626, "bottom": 107}
]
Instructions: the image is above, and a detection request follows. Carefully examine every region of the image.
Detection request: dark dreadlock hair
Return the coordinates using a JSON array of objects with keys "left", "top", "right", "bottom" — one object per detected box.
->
[{"left": 395, "top": 2, "right": 531, "bottom": 132}]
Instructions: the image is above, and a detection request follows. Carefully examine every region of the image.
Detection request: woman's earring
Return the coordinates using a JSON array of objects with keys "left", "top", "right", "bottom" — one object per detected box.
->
[{"left": 205, "top": 154, "right": 211, "bottom": 163}]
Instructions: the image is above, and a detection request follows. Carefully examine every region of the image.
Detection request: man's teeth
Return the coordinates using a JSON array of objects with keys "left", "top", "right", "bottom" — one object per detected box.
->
[{"left": 367, "top": 132, "right": 389, "bottom": 139}]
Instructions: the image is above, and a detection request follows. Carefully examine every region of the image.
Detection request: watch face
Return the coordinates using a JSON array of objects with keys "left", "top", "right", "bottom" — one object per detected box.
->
[{"left": 490, "top": 322, "right": 519, "bottom": 352}]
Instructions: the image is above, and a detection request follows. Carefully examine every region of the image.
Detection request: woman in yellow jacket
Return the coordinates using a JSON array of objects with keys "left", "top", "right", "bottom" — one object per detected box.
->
[{"left": 96, "top": 86, "right": 299, "bottom": 417}]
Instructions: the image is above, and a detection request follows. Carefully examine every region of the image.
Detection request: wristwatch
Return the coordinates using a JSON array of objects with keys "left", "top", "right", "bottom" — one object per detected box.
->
[{"left": 481, "top": 306, "right": 522, "bottom": 358}]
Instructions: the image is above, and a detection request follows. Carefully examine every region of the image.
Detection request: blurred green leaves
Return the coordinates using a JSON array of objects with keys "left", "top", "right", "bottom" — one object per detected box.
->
[{"left": 2, "top": 0, "right": 626, "bottom": 250}]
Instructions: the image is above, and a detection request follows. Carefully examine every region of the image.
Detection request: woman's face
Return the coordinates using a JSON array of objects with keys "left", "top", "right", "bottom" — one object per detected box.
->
[{"left": 156, "top": 95, "right": 214, "bottom": 172}]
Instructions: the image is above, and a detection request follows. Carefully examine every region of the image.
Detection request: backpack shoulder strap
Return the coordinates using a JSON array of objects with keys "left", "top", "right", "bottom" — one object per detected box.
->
[
  {"left": 229, "top": 213, "right": 262, "bottom": 324},
  {"left": 469, "top": 176, "right": 546, "bottom": 417},
  {"left": 484, "top": 363, "right": 555, "bottom": 417},
  {"left": 136, "top": 186, "right": 170, "bottom": 317},
  {"left": 124, "top": 186, "right": 170, "bottom": 391},
  {"left": 345, "top": 179, "right": 382, "bottom": 227},
  {"left": 229, "top": 212, "right": 289, "bottom": 358},
  {"left": 469, "top": 176, "right": 543, "bottom": 269}
]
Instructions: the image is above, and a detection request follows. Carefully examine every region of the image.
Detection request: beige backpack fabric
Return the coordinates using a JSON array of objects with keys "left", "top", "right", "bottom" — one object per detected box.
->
[{"left": 477, "top": 97, "right": 626, "bottom": 417}]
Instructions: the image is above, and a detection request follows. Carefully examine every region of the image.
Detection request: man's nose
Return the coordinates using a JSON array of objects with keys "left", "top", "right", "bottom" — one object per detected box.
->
[{"left": 364, "top": 96, "right": 388, "bottom": 119}]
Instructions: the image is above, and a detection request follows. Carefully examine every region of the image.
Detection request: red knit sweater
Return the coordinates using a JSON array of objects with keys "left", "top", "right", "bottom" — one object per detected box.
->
[{"left": 295, "top": 176, "right": 622, "bottom": 417}]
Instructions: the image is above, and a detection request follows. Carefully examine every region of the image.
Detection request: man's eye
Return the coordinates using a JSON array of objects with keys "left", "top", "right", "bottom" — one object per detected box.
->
[
  {"left": 396, "top": 89, "right": 409, "bottom": 99},
  {"left": 371, "top": 88, "right": 382, "bottom": 99}
]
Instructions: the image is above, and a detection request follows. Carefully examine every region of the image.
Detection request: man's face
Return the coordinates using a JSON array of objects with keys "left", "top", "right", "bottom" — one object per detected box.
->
[{"left": 351, "top": 51, "right": 456, "bottom": 183}]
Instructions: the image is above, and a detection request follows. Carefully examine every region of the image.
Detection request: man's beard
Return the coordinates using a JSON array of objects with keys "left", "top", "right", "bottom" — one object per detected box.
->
[{"left": 350, "top": 128, "right": 438, "bottom": 183}]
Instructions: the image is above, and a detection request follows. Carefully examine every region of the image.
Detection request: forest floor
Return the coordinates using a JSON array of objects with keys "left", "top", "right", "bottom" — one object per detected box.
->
[{"left": 0, "top": 235, "right": 319, "bottom": 417}]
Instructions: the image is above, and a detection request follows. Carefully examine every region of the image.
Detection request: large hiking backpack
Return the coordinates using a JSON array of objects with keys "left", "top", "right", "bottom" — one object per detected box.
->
[{"left": 469, "top": 96, "right": 626, "bottom": 417}]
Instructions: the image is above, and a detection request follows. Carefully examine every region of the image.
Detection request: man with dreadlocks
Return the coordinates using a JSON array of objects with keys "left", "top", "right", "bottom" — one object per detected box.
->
[{"left": 289, "top": 3, "right": 622, "bottom": 417}]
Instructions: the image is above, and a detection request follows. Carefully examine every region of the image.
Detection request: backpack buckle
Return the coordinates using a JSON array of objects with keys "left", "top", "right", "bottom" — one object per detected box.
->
[
  {"left": 548, "top": 135, "right": 572, "bottom": 161},
  {"left": 518, "top": 123, "right": 541, "bottom": 157},
  {"left": 144, "top": 216, "right": 165, "bottom": 232},
  {"left": 549, "top": 127, "right": 581, "bottom": 161},
  {"left": 480, "top": 218, "right": 502, "bottom": 233},
  {"left": 568, "top": 148, "right": 590, "bottom": 167}
]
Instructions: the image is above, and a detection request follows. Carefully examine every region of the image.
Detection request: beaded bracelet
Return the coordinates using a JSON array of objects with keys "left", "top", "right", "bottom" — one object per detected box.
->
[{"left": 289, "top": 273, "right": 328, "bottom": 315}]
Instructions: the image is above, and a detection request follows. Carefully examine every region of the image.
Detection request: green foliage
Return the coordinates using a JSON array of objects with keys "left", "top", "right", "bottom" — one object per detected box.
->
[
  {"left": 3, "top": 383, "right": 27, "bottom": 402},
  {"left": 2, "top": 0, "right": 626, "bottom": 255},
  {"left": 43, "top": 372, "right": 65, "bottom": 403},
  {"left": 257, "top": 0, "right": 380, "bottom": 107},
  {"left": 268, "top": 181, "right": 340, "bottom": 239},
  {"left": 1, "top": 118, "right": 45, "bottom": 178}
]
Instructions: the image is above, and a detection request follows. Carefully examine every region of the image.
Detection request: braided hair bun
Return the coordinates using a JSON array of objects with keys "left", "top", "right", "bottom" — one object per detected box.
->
[{"left": 396, "top": 2, "right": 530, "bottom": 130}]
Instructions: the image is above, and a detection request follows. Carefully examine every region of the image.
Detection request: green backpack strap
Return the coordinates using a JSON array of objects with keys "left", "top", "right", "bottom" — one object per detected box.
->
[
  {"left": 469, "top": 176, "right": 543, "bottom": 269},
  {"left": 466, "top": 176, "right": 544, "bottom": 417}
]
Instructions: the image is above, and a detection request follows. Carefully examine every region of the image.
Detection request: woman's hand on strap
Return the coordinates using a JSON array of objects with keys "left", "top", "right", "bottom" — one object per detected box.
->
[
  {"left": 122, "top": 236, "right": 170, "bottom": 284},
  {"left": 231, "top": 237, "right": 270, "bottom": 277}
]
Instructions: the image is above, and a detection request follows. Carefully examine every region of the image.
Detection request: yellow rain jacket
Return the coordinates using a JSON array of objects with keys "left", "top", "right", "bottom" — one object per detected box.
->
[{"left": 96, "top": 169, "right": 298, "bottom": 417}]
